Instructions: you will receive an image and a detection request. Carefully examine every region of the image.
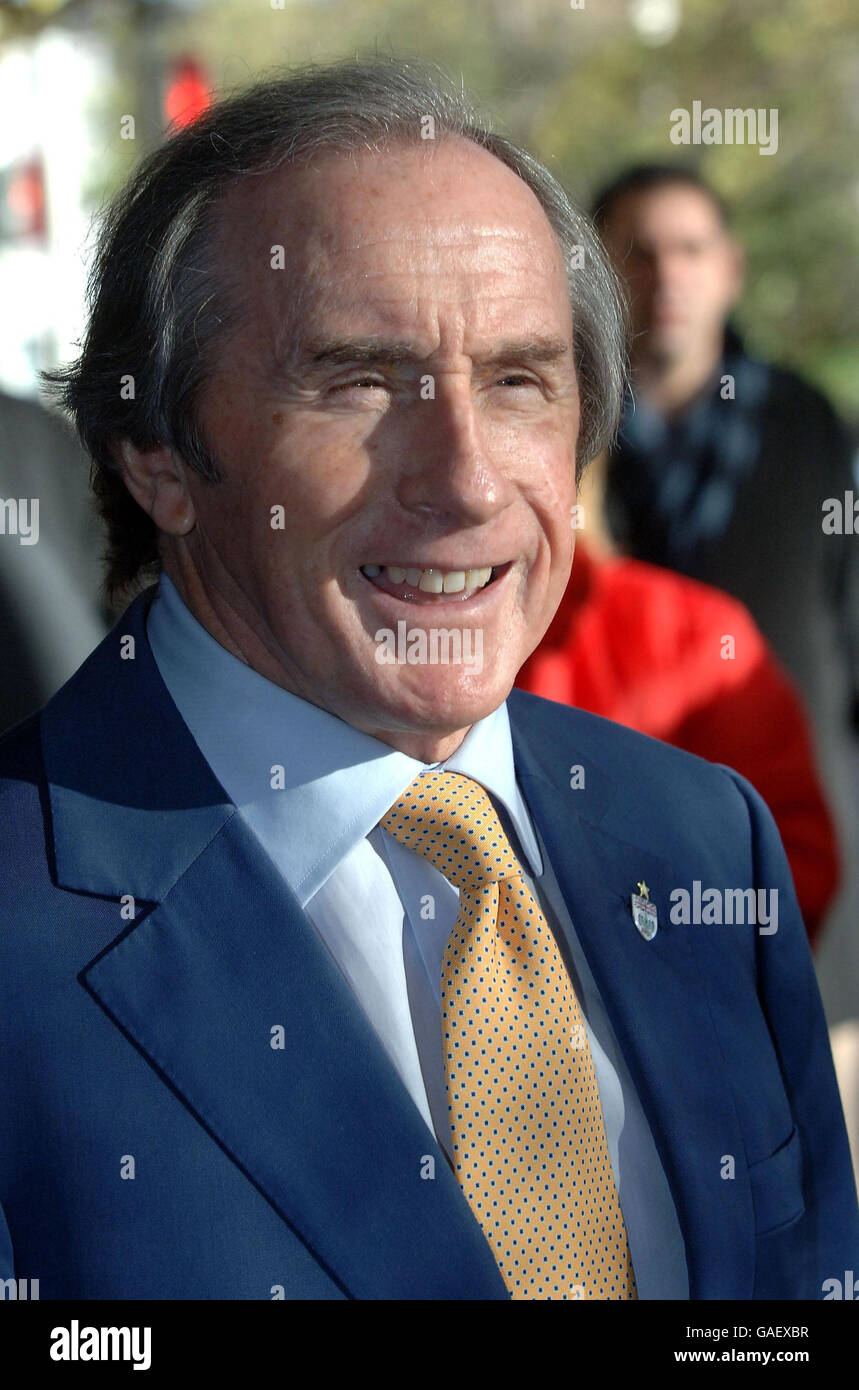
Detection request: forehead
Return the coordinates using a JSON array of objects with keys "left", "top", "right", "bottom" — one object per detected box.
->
[
  {"left": 607, "top": 185, "right": 726, "bottom": 246},
  {"left": 213, "top": 138, "right": 571, "bottom": 343}
]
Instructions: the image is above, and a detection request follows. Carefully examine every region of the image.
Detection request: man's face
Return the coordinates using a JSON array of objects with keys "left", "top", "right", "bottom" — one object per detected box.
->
[
  {"left": 184, "top": 138, "right": 579, "bottom": 757},
  {"left": 600, "top": 184, "right": 743, "bottom": 364}
]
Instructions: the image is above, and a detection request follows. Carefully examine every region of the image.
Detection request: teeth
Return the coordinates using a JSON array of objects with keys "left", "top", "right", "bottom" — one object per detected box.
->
[
  {"left": 466, "top": 567, "right": 492, "bottom": 589},
  {"left": 362, "top": 563, "right": 498, "bottom": 593}
]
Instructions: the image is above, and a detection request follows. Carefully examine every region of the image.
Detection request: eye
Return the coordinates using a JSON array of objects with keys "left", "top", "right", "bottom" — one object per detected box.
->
[
  {"left": 330, "top": 377, "right": 386, "bottom": 392},
  {"left": 496, "top": 374, "right": 539, "bottom": 389}
]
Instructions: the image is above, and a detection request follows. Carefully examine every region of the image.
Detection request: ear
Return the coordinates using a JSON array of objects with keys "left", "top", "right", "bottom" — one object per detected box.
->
[{"left": 116, "top": 440, "right": 196, "bottom": 536}]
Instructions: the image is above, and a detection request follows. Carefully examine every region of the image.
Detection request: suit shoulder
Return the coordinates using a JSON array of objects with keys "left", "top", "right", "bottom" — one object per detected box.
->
[
  {"left": 508, "top": 686, "right": 744, "bottom": 796},
  {"left": 507, "top": 688, "right": 769, "bottom": 887}
]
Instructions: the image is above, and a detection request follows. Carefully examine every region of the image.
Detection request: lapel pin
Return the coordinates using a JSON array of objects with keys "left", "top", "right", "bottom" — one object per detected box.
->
[{"left": 631, "top": 880, "right": 658, "bottom": 941}]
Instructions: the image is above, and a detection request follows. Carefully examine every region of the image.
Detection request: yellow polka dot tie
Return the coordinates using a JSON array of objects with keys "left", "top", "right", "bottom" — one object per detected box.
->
[{"left": 382, "top": 770, "right": 637, "bottom": 1300}]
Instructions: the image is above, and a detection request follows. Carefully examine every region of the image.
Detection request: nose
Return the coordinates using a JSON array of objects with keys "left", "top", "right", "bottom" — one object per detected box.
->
[
  {"left": 394, "top": 375, "right": 516, "bottom": 526},
  {"left": 652, "top": 248, "right": 690, "bottom": 295}
]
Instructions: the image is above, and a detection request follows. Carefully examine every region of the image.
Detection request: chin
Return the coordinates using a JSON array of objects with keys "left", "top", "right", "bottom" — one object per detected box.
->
[
  {"left": 651, "top": 327, "right": 691, "bottom": 358},
  {"left": 371, "top": 665, "right": 515, "bottom": 735}
]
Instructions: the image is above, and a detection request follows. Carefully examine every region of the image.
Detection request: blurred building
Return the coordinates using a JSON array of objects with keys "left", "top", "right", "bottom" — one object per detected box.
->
[{"left": 0, "top": 22, "right": 108, "bottom": 399}]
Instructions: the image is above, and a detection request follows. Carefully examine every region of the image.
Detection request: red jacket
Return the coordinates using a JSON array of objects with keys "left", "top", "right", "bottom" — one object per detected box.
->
[{"left": 516, "top": 545, "right": 840, "bottom": 945}]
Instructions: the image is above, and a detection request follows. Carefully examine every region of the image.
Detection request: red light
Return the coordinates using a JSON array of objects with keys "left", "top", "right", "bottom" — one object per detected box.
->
[
  {"left": 164, "top": 58, "right": 211, "bottom": 129},
  {"left": 5, "top": 158, "right": 46, "bottom": 238}
]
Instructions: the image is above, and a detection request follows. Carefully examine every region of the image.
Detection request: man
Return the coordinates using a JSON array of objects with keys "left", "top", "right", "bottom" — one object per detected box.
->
[
  {"left": 593, "top": 165, "right": 859, "bottom": 1011},
  {"left": 0, "top": 388, "right": 110, "bottom": 733},
  {"left": 0, "top": 61, "right": 856, "bottom": 1301}
]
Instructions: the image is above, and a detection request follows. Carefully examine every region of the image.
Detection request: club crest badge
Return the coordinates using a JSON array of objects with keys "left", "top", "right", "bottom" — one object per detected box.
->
[{"left": 631, "top": 880, "right": 658, "bottom": 941}]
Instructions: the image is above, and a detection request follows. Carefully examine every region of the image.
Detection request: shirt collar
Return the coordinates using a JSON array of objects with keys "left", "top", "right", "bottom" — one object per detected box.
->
[{"left": 146, "top": 573, "right": 542, "bottom": 904}]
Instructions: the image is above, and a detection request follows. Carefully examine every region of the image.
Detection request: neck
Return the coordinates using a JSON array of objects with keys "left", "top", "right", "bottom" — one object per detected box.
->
[{"left": 359, "top": 722, "right": 472, "bottom": 765}]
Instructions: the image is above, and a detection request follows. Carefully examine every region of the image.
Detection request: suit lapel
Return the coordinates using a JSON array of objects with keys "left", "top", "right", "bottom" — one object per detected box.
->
[
  {"left": 42, "top": 589, "right": 508, "bottom": 1300},
  {"left": 80, "top": 810, "right": 507, "bottom": 1300},
  {"left": 508, "top": 692, "right": 756, "bottom": 1299}
]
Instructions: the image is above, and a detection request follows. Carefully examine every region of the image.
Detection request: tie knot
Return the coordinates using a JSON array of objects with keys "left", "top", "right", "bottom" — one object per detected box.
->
[{"left": 381, "top": 770, "right": 521, "bottom": 889}]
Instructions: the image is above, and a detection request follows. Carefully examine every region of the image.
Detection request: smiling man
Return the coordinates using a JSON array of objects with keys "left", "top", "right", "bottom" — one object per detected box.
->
[
  {"left": 0, "top": 60, "right": 856, "bottom": 1302},
  {"left": 123, "top": 134, "right": 580, "bottom": 760}
]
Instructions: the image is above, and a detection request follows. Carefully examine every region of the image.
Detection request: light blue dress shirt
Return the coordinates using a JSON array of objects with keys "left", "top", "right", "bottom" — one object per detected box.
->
[{"left": 146, "top": 573, "right": 688, "bottom": 1298}]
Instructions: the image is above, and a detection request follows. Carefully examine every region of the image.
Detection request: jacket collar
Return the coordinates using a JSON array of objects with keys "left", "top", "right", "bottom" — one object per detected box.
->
[{"left": 42, "top": 585, "right": 234, "bottom": 901}]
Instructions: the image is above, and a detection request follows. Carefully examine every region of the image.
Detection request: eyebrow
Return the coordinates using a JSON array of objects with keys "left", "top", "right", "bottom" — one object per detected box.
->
[{"left": 302, "top": 336, "right": 572, "bottom": 370}]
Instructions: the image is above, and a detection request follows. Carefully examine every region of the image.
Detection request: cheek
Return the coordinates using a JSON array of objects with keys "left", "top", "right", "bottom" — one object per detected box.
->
[
  {"left": 512, "top": 494, "right": 574, "bottom": 625},
  {"left": 265, "top": 417, "right": 374, "bottom": 516},
  {"left": 215, "top": 429, "right": 366, "bottom": 563},
  {"left": 700, "top": 264, "right": 730, "bottom": 302},
  {"left": 535, "top": 454, "right": 576, "bottom": 542}
]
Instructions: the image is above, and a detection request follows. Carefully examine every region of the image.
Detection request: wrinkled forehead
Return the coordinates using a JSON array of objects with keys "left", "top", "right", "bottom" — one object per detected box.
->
[{"left": 210, "top": 137, "right": 572, "bottom": 336}]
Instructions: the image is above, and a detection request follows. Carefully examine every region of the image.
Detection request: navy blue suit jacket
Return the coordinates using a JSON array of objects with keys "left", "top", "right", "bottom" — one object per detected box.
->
[{"left": 1, "top": 588, "right": 857, "bottom": 1299}]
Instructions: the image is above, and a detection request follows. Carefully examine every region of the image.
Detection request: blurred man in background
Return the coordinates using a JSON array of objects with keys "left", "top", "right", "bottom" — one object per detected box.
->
[
  {"left": 0, "top": 388, "right": 110, "bottom": 734},
  {"left": 593, "top": 164, "right": 859, "bottom": 1021}
]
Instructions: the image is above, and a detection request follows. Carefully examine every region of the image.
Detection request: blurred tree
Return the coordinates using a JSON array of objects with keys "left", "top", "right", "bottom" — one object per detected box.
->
[
  {"left": 10, "top": 0, "right": 856, "bottom": 417},
  {"left": 166, "top": 0, "right": 858, "bottom": 415}
]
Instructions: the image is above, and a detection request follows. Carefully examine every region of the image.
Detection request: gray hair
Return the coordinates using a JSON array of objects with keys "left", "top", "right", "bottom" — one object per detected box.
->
[{"left": 45, "top": 56, "right": 628, "bottom": 600}]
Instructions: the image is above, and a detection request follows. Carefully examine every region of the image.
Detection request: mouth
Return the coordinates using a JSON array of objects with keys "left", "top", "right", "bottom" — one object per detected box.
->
[{"left": 359, "top": 561, "right": 512, "bottom": 605}]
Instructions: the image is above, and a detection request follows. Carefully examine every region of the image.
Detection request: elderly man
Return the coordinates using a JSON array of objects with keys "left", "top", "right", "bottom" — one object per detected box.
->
[{"left": 0, "top": 60, "right": 855, "bottom": 1302}]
